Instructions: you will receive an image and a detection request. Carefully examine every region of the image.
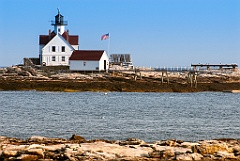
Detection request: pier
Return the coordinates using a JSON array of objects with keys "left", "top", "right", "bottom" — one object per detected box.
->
[
  {"left": 191, "top": 63, "right": 238, "bottom": 71},
  {"left": 109, "top": 64, "right": 238, "bottom": 88}
]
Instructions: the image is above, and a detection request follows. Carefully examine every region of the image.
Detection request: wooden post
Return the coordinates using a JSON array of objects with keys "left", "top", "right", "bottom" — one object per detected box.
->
[
  {"left": 161, "top": 71, "right": 164, "bottom": 84},
  {"left": 194, "top": 72, "right": 197, "bottom": 88},
  {"left": 166, "top": 71, "right": 169, "bottom": 84},
  {"left": 187, "top": 72, "right": 193, "bottom": 87}
]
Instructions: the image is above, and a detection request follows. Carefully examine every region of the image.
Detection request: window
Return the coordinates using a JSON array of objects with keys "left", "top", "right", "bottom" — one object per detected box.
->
[
  {"left": 62, "top": 56, "right": 65, "bottom": 62},
  {"left": 62, "top": 46, "right": 65, "bottom": 52},
  {"left": 52, "top": 46, "right": 56, "bottom": 52},
  {"left": 52, "top": 56, "right": 56, "bottom": 61},
  {"left": 83, "top": 62, "right": 86, "bottom": 66}
]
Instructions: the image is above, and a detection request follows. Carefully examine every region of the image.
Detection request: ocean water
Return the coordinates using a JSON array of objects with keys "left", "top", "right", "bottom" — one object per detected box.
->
[{"left": 0, "top": 91, "right": 239, "bottom": 142}]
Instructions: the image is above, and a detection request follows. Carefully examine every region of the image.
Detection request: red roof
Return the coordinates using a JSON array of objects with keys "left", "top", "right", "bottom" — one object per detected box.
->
[
  {"left": 39, "top": 31, "right": 78, "bottom": 45},
  {"left": 69, "top": 50, "right": 105, "bottom": 61}
]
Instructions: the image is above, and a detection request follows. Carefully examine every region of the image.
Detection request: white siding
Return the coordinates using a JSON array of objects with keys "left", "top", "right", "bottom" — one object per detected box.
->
[
  {"left": 69, "top": 51, "right": 110, "bottom": 71},
  {"left": 99, "top": 51, "right": 109, "bottom": 71},
  {"left": 70, "top": 60, "right": 99, "bottom": 71},
  {"left": 40, "top": 34, "right": 74, "bottom": 66}
]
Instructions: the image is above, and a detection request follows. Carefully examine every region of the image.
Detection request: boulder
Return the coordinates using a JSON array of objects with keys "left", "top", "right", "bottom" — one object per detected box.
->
[
  {"left": 161, "top": 149, "right": 175, "bottom": 159},
  {"left": 175, "top": 153, "right": 193, "bottom": 160},
  {"left": 16, "top": 154, "right": 40, "bottom": 161},
  {"left": 18, "top": 71, "right": 32, "bottom": 76},
  {"left": 69, "top": 134, "right": 86, "bottom": 142},
  {"left": 192, "top": 153, "right": 203, "bottom": 160},
  {"left": 26, "top": 148, "right": 44, "bottom": 158},
  {"left": 180, "top": 142, "right": 200, "bottom": 148},
  {"left": 215, "top": 151, "right": 236, "bottom": 159},
  {"left": 6, "top": 66, "right": 22, "bottom": 73},
  {"left": 118, "top": 138, "right": 145, "bottom": 145},
  {"left": 175, "top": 153, "right": 203, "bottom": 161},
  {"left": 0, "top": 68, "right": 7, "bottom": 74},
  {"left": 149, "top": 149, "right": 176, "bottom": 159},
  {"left": 155, "top": 139, "right": 177, "bottom": 147},
  {"left": 2, "top": 149, "right": 18, "bottom": 157},
  {"left": 195, "top": 140, "right": 233, "bottom": 155},
  {"left": 149, "top": 150, "right": 162, "bottom": 158},
  {"left": 23, "top": 66, "right": 37, "bottom": 76},
  {"left": 28, "top": 136, "right": 48, "bottom": 142},
  {"left": 233, "top": 146, "right": 240, "bottom": 156}
]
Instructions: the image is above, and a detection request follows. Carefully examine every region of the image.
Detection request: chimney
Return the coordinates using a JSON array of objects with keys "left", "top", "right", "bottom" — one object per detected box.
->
[
  {"left": 66, "top": 29, "right": 69, "bottom": 42},
  {"left": 48, "top": 30, "right": 51, "bottom": 40}
]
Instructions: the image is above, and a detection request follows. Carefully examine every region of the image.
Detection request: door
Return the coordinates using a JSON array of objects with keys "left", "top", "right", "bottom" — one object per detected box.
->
[{"left": 104, "top": 60, "right": 106, "bottom": 71}]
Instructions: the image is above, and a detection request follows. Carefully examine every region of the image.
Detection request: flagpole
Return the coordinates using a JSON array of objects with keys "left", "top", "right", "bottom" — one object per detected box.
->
[{"left": 107, "top": 33, "right": 110, "bottom": 56}]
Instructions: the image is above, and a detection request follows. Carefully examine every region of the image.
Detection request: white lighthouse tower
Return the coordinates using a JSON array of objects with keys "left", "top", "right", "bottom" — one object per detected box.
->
[
  {"left": 39, "top": 9, "right": 79, "bottom": 66},
  {"left": 51, "top": 9, "right": 67, "bottom": 35}
]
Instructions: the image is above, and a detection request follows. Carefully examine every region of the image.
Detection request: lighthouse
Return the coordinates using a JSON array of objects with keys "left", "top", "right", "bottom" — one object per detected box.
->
[
  {"left": 39, "top": 10, "right": 79, "bottom": 66},
  {"left": 51, "top": 9, "right": 67, "bottom": 35}
]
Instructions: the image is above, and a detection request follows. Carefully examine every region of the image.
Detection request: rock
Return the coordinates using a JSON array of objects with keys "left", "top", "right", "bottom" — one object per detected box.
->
[
  {"left": 26, "top": 148, "right": 44, "bottom": 158},
  {"left": 195, "top": 140, "right": 233, "bottom": 155},
  {"left": 149, "top": 150, "right": 162, "bottom": 158},
  {"left": 69, "top": 134, "right": 86, "bottom": 142},
  {"left": 0, "top": 136, "right": 239, "bottom": 161},
  {"left": 181, "top": 142, "right": 200, "bottom": 148},
  {"left": 233, "top": 147, "right": 240, "bottom": 156},
  {"left": 192, "top": 153, "right": 203, "bottom": 160},
  {"left": 0, "top": 68, "right": 7, "bottom": 74},
  {"left": 18, "top": 71, "right": 32, "bottom": 76},
  {"left": 175, "top": 153, "right": 203, "bottom": 161},
  {"left": 41, "top": 144, "right": 65, "bottom": 151},
  {"left": 16, "top": 154, "right": 40, "bottom": 161},
  {"left": 215, "top": 151, "right": 236, "bottom": 159},
  {"left": 118, "top": 138, "right": 145, "bottom": 145},
  {"left": 80, "top": 141, "right": 151, "bottom": 158},
  {"left": 177, "top": 140, "right": 184, "bottom": 144},
  {"left": 6, "top": 66, "right": 22, "bottom": 73},
  {"left": 23, "top": 66, "right": 37, "bottom": 76},
  {"left": 175, "top": 153, "right": 193, "bottom": 160},
  {"left": 162, "top": 149, "right": 175, "bottom": 159},
  {"left": 28, "top": 135, "right": 48, "bottom": 142},
  {"left": 156, "top": 139, "right": 177, "bottom": 147},
  {"left": 44, "top": 151, "right": 60, "bottom": 159},
  {"left": 2, "top": 149, "right": 18, "bottom": 157}
]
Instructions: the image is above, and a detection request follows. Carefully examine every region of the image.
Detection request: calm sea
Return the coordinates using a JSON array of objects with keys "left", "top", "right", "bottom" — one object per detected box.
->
[{"left": 0, "top": 91, "right": 239, "bottom": 142}]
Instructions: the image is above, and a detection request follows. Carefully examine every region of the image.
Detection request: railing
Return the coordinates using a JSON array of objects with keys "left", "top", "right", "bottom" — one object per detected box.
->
[
  {"left": 154, "top": 67, "right": 195, "bottom": 72},
  {"left": 51, "top": 21, "right": 68, "bottom": 26}
]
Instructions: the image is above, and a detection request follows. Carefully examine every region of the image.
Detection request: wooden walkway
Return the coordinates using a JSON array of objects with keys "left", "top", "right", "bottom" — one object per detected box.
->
[
  {"left": 109, "top": 64, "right": 238, "bottom": 88},
  {"left": 109, "top": 67, "right": 198, "bottom": 88}
]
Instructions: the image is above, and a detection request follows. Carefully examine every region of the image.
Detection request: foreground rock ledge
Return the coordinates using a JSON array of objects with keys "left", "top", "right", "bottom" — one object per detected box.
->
[{"left": 1, "top": 135, "right": 240, "bottom": 161}]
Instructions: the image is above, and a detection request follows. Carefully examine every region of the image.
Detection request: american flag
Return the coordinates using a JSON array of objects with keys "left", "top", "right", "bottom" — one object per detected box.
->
[{"left": 101, "top": 33, "right": 109, "bottom": 40}]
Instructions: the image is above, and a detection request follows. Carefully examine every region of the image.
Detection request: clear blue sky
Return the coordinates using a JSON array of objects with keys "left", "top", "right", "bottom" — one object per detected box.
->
[{"left": 0, "top": 0, "right": 240, "bottom": 67}]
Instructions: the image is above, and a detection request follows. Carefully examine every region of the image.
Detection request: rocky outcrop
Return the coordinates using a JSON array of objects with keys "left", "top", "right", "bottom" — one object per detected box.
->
[
  {"left": 1, "top": 66, "right": 38, "bottom": 77},
  {"left": 0, "top": 135, "right": 240, "bottom": 160}
]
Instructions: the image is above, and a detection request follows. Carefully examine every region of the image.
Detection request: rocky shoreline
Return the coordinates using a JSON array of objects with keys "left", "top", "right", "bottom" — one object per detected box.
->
[
  {"left": 1, "top": 135, "right": 240, "bottom": 161},
  {"left": 0, "top": 66, "right": 240, "bottom": 92}
]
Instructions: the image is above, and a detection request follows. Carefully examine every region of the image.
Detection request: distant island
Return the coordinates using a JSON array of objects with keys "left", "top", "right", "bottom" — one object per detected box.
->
[{"left": 0, "top": 65, "right": 239, "bottom": 92}]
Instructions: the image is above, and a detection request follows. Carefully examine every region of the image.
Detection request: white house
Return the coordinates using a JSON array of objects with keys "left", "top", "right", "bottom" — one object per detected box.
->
[
  {"left": 39, "top": 10, "right": 79, "bottom": 66},
  {"left": 69, "top": 50, "right": 109, "bottom": 71}
]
